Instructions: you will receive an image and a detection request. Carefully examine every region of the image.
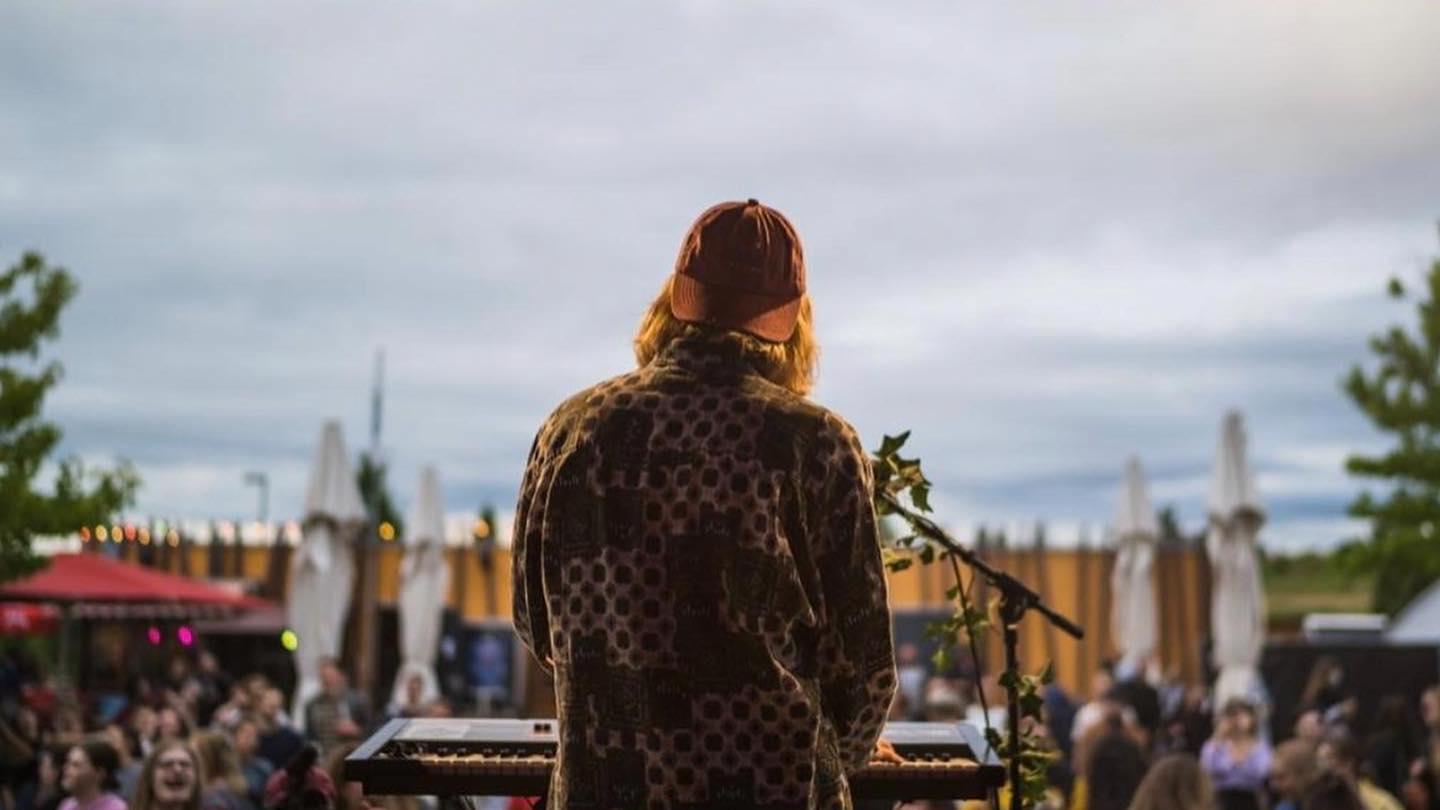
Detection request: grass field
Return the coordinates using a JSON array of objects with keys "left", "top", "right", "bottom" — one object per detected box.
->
[{"left": 1263, "top": 552, "right": 1375, "bottom": 631}]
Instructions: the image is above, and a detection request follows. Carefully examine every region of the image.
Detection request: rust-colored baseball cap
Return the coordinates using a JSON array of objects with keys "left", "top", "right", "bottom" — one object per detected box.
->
[{"left": 670, "top": 198, "right": 806, "bottom": 342}]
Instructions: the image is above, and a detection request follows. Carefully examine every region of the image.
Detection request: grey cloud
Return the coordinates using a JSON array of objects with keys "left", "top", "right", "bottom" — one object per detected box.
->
[{"left": 2, "top": 0, "right": 1437, "bottom": 546}]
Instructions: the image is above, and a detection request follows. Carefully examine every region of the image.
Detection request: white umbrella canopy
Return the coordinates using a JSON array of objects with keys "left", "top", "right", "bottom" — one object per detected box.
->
[
  {"left": 288, "top": 421, "right": 367, "bottom": 728},
  {"left": 392, "top": 466, "right": 450, "bottom": 710},
  {"left": 1207, "top": 411, "right": 1268, "bottom": 708},
  {"left": 1112, "top": 457, "right": 1159, "bottom": 676}
]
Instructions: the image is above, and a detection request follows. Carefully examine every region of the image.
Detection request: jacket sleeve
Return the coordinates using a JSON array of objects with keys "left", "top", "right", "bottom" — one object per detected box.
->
[
  {"left": 511, "top": 433, "right": 553, "bottom": 675},
  {"left": 814, "top": 419, "right": 897, "bottom": 772}
]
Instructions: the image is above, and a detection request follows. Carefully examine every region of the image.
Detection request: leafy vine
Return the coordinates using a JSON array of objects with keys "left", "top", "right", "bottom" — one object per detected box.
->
[{"left": 871, "top": 431, "right": 1057, "bottom": 809}]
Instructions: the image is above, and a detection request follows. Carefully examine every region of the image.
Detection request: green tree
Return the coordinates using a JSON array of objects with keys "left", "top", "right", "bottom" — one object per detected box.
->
[
  {"left": 1, "top": 252, "right": 139, "bottom": 582},
  {"left": 356, "top": 452, "right": 403, "bottom": 539},
  {"left": 1343, "top": 237, "right": 1440, "bottom": 616}
]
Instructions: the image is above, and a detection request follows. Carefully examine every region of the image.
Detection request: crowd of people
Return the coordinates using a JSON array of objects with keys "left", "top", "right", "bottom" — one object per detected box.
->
[
  {"left": 6, "top": 640, "right": 1440, "bottom": 810},
  {"left": 888, "top": 645, "right": 1440, "bottom": 810},
  {"left": 0, "top": 645, "right": 460, "bottom": 810}
]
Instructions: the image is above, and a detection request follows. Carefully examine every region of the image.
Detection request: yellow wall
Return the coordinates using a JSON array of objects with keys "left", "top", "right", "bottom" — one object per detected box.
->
[{"left": 109, "top": 538, "right": 1209, "bottom": 697}]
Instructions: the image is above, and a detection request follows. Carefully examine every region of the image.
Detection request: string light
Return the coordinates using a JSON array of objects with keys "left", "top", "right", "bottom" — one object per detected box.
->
[
  {"left": 280, "top": 629, "right": 298, "bottom": 651},
  {"left": 378, "top": 522, "right": 396, "bottom": 542}
]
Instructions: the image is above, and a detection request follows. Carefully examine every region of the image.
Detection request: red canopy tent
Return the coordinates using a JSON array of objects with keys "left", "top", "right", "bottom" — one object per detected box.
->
[
  {"left": 0, "top": 602, "right": 60, "bottom": 636},
  {"left": 0, "top": 553, "right": 274, "bottom": 683},
  {"left": 0, "top": 552, "right": 271, "bottom": 616}
]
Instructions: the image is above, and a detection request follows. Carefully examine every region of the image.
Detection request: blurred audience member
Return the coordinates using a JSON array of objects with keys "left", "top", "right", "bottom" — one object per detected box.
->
[
  {"left": 1087, "top": 714, "right": 1147, "bottom": 810},
  {"left": 31, "top": 745, "right": 69, "bottom": 810},
  {"left": 232, "top": 716, "right": 273, "bottom": 806},
  {"left": 132, "top": 740, "right": 203, "bottom": 810},
  {"left": 1297, "top": 711, "right": 1327, "bottom": 747},
  {"left": 101, "top": 724, "right": 143, "bottom": 800},
  {"left": 1126, "top": 753, "right": 1212, "bottom": 810},
  {"left": 59, "top": 739, "right": 126, "bottom": 810},
  {"left": 1109, "top": 655, "right": 1163, "bottom": 747},
  {"left": 1201, "top": 698, "right": 1272, "bottom": 810},
  {"left": 1272, "top": 739, "right": 1322, "bottom": 810},
  {"left": 128, "top": 708, "right": 158, "bottom": 760},
  {"left": 155, "top": 708, "right": 190, "bottom": 744},
  {"left": 1409, "top": 687, "right": 1440, "bottom": 810},
  {"left": 1301, "top": 658, "right": 1351, "bottom": 723},
  {"left": 1319, "top": 731, "right": 1404, "bottom": 810},
  {"left": 262, "top": 746, "right": 334, "bottom": 810},
  {"left": 1303, "top": 770, "right": 1367, "bottom": 810},
  {"left": 1073, "top": 669, "right": 1116, "bottom": 748},
  {"left": 1368, "top": 696, "right": 1422, "bottom": 799},
  {"left": 194, "top": 732, "right": 257, "bottom": 810},
  {"left": 895, "top": 643, "right": 927, "bottom": 716},
  {"left": 255, "top": 692, "right": 303, "bottom": 774},
  {"left": 303, "top": 660, "right": 369, "bottom": 755},
  {"left": 384, "top": 675, "right": 429, "bottom": 722}
]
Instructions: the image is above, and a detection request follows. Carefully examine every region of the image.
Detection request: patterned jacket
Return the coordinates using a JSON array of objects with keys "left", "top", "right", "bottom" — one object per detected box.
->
[{"left": 513, "top": 330, "right": 897, "bottom": 810}]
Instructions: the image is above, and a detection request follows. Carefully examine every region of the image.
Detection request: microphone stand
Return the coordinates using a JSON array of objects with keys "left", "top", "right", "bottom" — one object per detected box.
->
[{"left": 878, "top": 493, "right": 1085, "bottom": 810}]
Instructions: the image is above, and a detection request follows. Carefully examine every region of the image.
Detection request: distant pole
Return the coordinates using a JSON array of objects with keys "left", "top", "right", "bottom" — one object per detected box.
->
[{"left": 243, "top": 471, "right": 269, "bottom": 523}]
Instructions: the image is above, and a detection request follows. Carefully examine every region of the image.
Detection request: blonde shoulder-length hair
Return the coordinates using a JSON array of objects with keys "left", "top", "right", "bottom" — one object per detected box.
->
[
  {"left": 633, "top": 278, "right": 819, "bottom": 397},
  {"left": 132, "top": 739, "right": 204, "bottom": 810}
]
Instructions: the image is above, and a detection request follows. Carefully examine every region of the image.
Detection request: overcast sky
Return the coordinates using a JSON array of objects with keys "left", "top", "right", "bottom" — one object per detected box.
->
[{"left": 3, "top": 2, "right": 1439, "bottom": 552}]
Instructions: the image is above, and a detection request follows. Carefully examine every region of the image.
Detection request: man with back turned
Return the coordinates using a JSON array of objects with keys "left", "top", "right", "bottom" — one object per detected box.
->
[{"left": 513, "top": 198, "right": 898, "bottom": 810}]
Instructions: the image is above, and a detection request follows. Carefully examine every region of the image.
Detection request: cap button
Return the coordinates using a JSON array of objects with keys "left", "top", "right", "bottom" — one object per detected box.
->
[{"left": 745, "top": 198, "right": 759, "bottom": 207}]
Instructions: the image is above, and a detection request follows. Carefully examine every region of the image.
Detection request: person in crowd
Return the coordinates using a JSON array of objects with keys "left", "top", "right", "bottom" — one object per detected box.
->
[
  {"left": 163, "top": 659, "right": 198, "bottom": 703},
  {"left": 58, "top": 739, "right": 127, "bottom": 810},
  {"left": 1201, "top": 698, "right": 1273, "bottom": 810},
  {"left": 193, "top": 653, "right": 233, "bottom": 729},
  {"left": 30, "top": 745, "right": 69, "bottom": 810},
  {"left": 895, "top": 643, "right": 928, "bottom": 718},
  {"left": 1159, "top": 684, "right": 1213, "bottom": 757},
  {"left": 261, "top": 745, "right": 335, "bottom": 810},
  {"left": 128, "top": 708, "right": 158, "bottom": 760},
  {"left": 52, "top": 706, "right": 86, "bottom": 749},
  {"left": 1318, "top": 731, "right": 1404, "bottom": 810},
  {"left": 1086, "top": 713, "right": 1148, "bottom": 810},
  {"left": 210, "top": 685, "right": 253, "bottom": 733},
  {"left": 1109, "top": 655, "right": 1163, "bottom": 748},
  {"left": 231, "top": 716, "right": 273, "bottom": 807},
  {"left": 255, "top": 691, "right": 303, "bottom": 774},
  {"left": 922, "top": 677, "right": 965, "bottom": 723},
  {"left": 193, "top": 732, "right": 257, "bottom": 810},
  {"left": 131, "top": 740, "right": 203, "bottom": 810},
  {"left": 1, "top": 704, "right": 42, "bottom": 810},
  {"left": 303, "top": 659, "right": 369, "bottom": 755},
  {"left": 1301, "top": 658, "right": 1351, "bottom": 720},
  {"left": 101, "top": 724, "right": 144, "bottom": 800},
  {"left": 965, "top": 675, "right": 1008, "bottom": 731},
  {"left": 1303, "top": 770, "right": 1367, "bottom": 810},
  {"left": 1045, "top": 682, "right": 1078, "bottom": 761},
  {"left": 1368, "top": 695, "right": 1422, "bottom": 799},
  {"left": 384, "top": 674, "right": 429, "bottom": 722},
  {"left": 1410, "top": 686, "right": 1440, "bottom": 810},
  {"left": 1073, "top": 669, "right": 1117, "bottom": 749},
  {"left": 1126, "top": 753, "right": 1212, "bottom": 810},
  {"left": 1272, "top": 739, "right": 1322, "bottom": 810},
  {"left": 155, "top": 708, "right": 191, "bottom": 744},
  {"left": 1297, "top": 710, "right": 1328, "bottom": 746}
]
